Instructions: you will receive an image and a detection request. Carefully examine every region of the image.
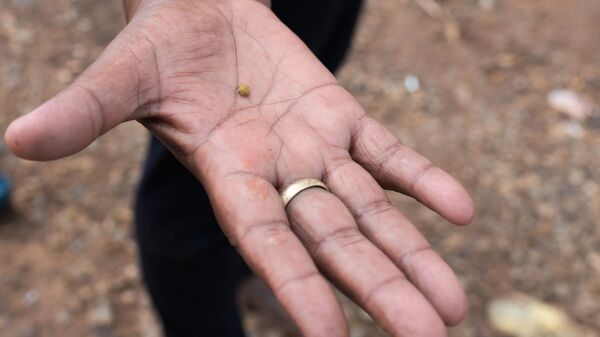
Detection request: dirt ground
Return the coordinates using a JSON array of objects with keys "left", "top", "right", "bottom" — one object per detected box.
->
[{"left": 1, "top": 0, "right": 599, "bottom": 336}]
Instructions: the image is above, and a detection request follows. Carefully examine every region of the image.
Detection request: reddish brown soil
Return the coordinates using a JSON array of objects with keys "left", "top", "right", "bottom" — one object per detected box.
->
[{"left": 1, "top": 0, "right": 599, "bottom": 336}]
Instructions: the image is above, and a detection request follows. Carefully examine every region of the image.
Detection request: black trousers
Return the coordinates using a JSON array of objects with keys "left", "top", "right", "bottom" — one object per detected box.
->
[{"left": 134, "top": 1, "right": 363, "bottom": 336}]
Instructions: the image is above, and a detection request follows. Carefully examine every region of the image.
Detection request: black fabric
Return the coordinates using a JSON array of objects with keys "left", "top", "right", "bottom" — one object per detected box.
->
[{"left": 134, "top": 1, "right": 363, "bottom": 336}]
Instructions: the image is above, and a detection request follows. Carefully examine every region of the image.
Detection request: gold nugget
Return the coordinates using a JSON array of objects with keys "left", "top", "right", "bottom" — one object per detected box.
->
[{"left": 236, "top": 83, "right": 251, "bottom": 97}]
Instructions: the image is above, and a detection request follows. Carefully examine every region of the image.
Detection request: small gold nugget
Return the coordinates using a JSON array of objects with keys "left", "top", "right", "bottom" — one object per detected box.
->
[{"left": 236, "top": 83, "right": 251, "bottom": 97}]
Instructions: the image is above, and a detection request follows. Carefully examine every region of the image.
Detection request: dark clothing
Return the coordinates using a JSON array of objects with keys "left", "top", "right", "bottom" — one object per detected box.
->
[{"left": 134, "top": 1, "right": 363, "bottom": 336}]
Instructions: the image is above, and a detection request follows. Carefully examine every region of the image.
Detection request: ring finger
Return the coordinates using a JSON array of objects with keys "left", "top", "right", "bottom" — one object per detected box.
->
[{"left": 285, "top": 186, "right": 447, "bottom": 337}]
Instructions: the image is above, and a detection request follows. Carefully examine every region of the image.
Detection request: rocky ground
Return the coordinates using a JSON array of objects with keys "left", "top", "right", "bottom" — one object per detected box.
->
[{"left": 1, "top": 0, "right": 599, "bottom": 336}]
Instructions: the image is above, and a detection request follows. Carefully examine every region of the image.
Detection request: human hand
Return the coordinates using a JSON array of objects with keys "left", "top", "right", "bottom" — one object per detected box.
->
[{"left": 5, "top": 0, "right": 475, "bottom": 336}]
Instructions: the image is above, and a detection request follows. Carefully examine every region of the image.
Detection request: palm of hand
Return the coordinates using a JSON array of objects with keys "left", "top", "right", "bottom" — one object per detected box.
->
[
  {"left": 5, "top": 1, "right": 475, "bottom": 336},
  {"left": 133, "top": 0, "right": 356, "bottom": 182}
]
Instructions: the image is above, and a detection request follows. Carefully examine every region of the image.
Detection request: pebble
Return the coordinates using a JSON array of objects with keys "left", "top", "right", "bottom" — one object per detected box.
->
[
  {"left": 236, "top": 83, "right": 251, "bottom": 97},
  {"left": 547, "top": 89, "right": 594, "bottom": 120},
  {"left": 87, "top": 300, "right": 113, "bottom": 327},
  {"left": 22, "top": 289, "right": 39, "bottom": 306},
  {"left": 488, "top": 293, "right": 596, "bottom": 337},
  {"left": 403, "top": 74, "right": 420, "bottom": 93},
  {"left": 586, "top": 108, "right": 600, "bottom": 129},
  {"left": 563, "top": 121, "right": 584, "bottom": 139},
  {"left": 122, "top": 263, "right": 139, "bottom": 282},
  {"left": 478, "top": 0, "right": 496, "bottom": 10}
]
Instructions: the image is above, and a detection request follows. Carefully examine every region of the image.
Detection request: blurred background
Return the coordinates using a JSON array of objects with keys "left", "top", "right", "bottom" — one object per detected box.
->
[{"left": 1, "top": 0, "right": 599, "bottom": 336}]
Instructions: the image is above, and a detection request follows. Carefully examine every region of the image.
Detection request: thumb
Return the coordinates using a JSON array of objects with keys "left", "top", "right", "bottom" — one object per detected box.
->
[{"left": 5, "top": 28, "right": 159, "bottom": 161}]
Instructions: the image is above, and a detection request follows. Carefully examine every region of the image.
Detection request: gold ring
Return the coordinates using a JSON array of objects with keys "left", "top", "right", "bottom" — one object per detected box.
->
[{"left": 280, "top": 178, "right": 329, "bottom": 207}]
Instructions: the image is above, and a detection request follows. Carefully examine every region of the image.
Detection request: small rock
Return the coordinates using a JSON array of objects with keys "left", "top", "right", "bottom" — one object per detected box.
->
[
  {"left": 87, "top": 300, "right": 113, "bottom": 328},
  {"left": 403, "top": 74, "right": 420, "bottom": 93},
  {"left": 488, "top": 293, "right": 596, "bottom": 337},
  {"left": 586, "top": 108, "right": 600, "bottom": 129},
  {"left": 122, "top": 263, "right": 139, "bottom": 282},
  {"left": 563, "top": 121, "right": 584, "bottom": 139},
  {"left": 22, "top": 289, "right": 39, "bottom": 306},
  {"left": 547, "top": 89, "right": 594, "bottom": 120},
  {"left": 478, "top": 0, "right": 496, "bottom": 10}
]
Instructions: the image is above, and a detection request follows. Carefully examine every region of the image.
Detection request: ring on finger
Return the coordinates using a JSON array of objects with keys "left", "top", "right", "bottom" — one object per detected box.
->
[{"left": 280, "top": 178, "right": 329, "bottom": 208}]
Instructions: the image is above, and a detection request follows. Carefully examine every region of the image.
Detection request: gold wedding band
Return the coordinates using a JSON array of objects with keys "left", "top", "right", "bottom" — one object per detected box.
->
[{"left": 280, "top": 178, "right": 329, "bottom": 207}]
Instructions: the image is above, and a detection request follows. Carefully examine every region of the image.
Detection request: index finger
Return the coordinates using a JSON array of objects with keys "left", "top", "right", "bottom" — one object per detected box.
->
[{"left": 351, "top": 116, "right": 475, "bottom": 225}]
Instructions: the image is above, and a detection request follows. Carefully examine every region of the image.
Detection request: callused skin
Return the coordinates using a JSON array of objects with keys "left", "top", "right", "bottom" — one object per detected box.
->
[{"left": 4, "top": 1, "right": 475, "bottom": 336}]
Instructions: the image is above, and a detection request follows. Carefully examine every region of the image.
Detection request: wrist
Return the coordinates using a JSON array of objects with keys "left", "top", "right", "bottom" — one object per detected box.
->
[{"left": 122, "top": 0, "right": 271, "bottom": 21}]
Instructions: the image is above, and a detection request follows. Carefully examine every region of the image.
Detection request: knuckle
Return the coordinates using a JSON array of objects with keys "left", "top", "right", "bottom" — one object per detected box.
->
[
  {"left": 379, "top": 141, "right": 405, "bottom": 166},
  {"left": 312, "top": 227, "right": 364, "bottom": 255},
  {"left": 363, "top": 274, "right": 407, "bottom": 305},
  {"left": 273, "top": 270, "right": 320, "bottom": 295},
  {"left": 355, "top": 199, "right": 392, "bottom": 222},
  {"left": 409, "top": 163, "right": 436, "bottom": 193},
  {"left": 232, "top": 221, "right": 291, "bottom": 248},
  {"left": 396, "top": 245, "right": 433, "bottom": 272},
  {"left": 73, "top": 84, "right": 106, "bottom": 137},
  {"left": 324, "top": 158, "right": 354, "bottom": 181}
]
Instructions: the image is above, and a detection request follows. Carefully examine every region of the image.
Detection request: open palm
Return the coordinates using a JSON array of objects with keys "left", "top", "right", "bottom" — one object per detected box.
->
[{"left": 5, "top": 0, "right": 474, "bottom": 336}]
